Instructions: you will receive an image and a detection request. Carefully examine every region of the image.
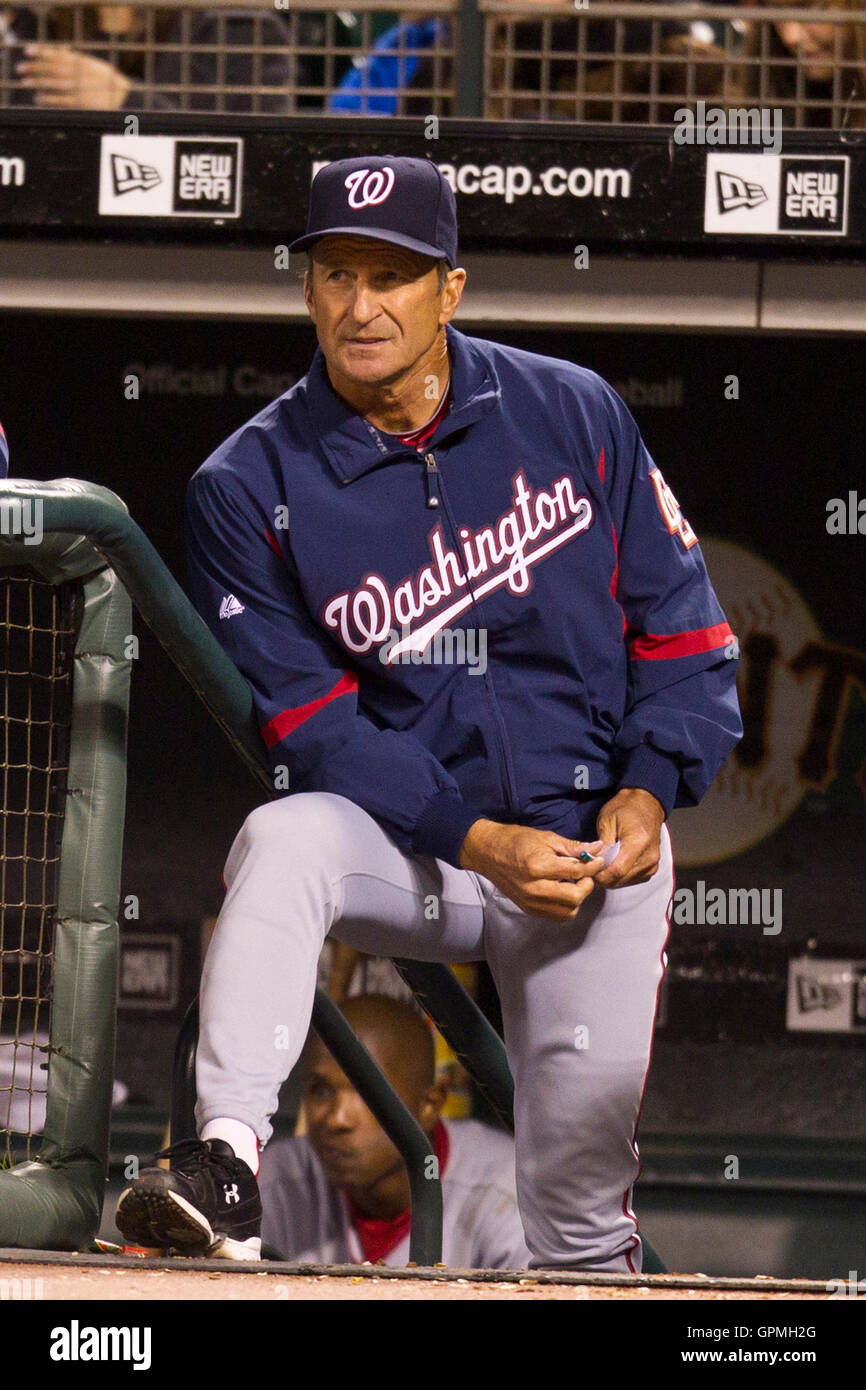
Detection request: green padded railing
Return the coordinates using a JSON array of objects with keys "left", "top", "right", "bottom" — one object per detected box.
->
[{"left": 0, "top": 522, "right": 131, "bottom": 1248}]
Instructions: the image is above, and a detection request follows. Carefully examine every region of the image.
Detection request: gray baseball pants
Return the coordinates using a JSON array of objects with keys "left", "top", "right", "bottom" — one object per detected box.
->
[{"left": 196, "top": 792, "right": 673, "bottom": 1273}]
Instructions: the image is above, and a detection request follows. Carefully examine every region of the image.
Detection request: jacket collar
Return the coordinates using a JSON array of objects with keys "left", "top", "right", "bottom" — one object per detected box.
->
[{"left": 302, "top": 323, "right": 502, "bottom": 486}]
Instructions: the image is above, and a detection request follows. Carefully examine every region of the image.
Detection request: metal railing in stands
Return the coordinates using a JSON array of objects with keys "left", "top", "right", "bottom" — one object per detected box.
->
[
  {"left": 0, "top": 1, "right": 863, "bottom": 126},
  {"left": 482, "top": 3, "right": 866, "bottom": 127}
]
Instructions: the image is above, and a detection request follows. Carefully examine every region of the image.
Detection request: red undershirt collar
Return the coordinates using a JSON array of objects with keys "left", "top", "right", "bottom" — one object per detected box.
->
[
  {"left": 384, "top": 382, "right": 452, "bottom": 450},
  {"left": 345, "top": 1120, "right": 451, "bottom": 1265}
]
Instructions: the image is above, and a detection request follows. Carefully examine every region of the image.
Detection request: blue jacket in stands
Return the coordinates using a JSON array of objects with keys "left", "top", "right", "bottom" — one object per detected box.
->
[
  {"left": 185, "top": 325, "right": 742, "bottom": 868},
  {"left": 329, "top": 20, "right": 445, "bottom": 115}
]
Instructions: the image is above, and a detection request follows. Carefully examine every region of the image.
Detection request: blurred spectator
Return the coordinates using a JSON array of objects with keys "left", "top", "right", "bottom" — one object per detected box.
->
[
  {"left": 734, "top": 0, "right": 866, "bottom": 126},
  {"left": 0, "top": 419, "right": 8, "bottom": 477},
  {"left": 305, "top": 7, "right": 401, "bottom": 111},
  {"left": 7, "top": 4, "right": 294, "bottom": 112},
  {"left": 259, "top": 993, "right": 530, "bottom": 1268},
  {"left": 329, "top": 2, "right": 730, "bottom": 121},
  {"left": 329, "top": 15, "right": 448, "bottom": 114},
  {"left": 485, "top": 3, "right": 730, "bottom": 121}
]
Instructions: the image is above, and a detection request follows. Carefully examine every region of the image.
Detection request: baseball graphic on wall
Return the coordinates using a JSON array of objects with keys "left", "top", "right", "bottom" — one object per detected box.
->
[{"left": 668, "top": 538, "right": 825, "bottom": 866}]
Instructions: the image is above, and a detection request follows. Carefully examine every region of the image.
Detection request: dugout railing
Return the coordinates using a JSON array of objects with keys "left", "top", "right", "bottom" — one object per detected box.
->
[{"left": 0, "top": 477, "right": 518, "bottom": 1264}]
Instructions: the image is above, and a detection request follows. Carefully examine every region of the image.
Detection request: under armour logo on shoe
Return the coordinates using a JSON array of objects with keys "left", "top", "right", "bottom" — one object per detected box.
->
[
  {"left": 219, "top": 594, "right": 245, "bottom": 620},
  {"left": 224, "top": 1183, "right": 240, "bottom": 1205}
]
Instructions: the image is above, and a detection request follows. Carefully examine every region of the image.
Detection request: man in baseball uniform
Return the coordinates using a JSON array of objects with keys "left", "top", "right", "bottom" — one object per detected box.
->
[
  {"left": 118, "top": 154, "right": 742, "bottom": 1271},
  {"left": 259, "top": 993, "right": 530, "bottom": 1268}
]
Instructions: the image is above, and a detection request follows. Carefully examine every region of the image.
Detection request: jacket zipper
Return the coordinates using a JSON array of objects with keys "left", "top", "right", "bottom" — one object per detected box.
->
[
  {"left": 424, "top": 454, "right": 441, "bottom": 509},
  {"left": 424, "top": 450, "right": 521, "bottom": 817}
]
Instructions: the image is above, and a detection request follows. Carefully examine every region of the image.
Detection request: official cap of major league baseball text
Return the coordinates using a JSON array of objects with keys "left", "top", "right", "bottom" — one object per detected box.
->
[{"left": 288, "top": 155, "right": 458, "bottom": 269}]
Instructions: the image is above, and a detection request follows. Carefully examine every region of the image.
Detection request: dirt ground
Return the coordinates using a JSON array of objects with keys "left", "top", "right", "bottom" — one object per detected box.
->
[{"left": 0, "top": 1257, "right": 832, "bottom": 1300}]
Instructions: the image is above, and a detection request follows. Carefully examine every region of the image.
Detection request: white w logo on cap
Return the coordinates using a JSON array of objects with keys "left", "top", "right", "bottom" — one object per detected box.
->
[{"left": 344, "top": 167, "right": 396, "bottom": 209}]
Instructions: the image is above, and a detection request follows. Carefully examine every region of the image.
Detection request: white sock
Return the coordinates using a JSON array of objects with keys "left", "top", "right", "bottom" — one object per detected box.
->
[{"left": 200, "top": 1118, "right": 260, "bottom": 1176}]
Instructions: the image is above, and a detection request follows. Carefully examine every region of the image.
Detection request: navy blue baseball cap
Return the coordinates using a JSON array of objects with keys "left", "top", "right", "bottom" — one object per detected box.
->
[{"left": 289, "top": 155, "right": 458, "bottom": 268}]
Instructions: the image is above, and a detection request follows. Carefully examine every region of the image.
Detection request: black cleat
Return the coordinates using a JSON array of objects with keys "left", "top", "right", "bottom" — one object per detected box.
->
[{"left": 116, "top": 1138, "right": 262, "bottom": 1261}]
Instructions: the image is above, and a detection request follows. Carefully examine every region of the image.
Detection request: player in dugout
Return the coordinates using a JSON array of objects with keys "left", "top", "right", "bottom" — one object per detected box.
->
[
  {"left": 258, "top": 993, "right": 530, "bottom": 1268},
  {"left": 117, "top": 155, "right": 742, "bottom": 1272}
]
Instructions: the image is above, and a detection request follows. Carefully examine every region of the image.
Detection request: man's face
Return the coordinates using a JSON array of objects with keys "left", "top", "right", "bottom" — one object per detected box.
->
[
  {"left": 304, "top": 1042, "right": 425, "bottom": 1191},
  {"left": 304, "top": 236, "right": 452, "bottom": 388},
  {"left": 775, "top": 18, "right": 841, "bottom": 81}
]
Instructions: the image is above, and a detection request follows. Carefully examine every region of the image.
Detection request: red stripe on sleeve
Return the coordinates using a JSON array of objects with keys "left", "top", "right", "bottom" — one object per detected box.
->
[
  {"left": 264, "top": 527, "right": 283, "bottom": 559},
  {"left": 610, "top": 523, "right": 627, "bottom": 635},
  {"left": 597, "top": 446, "right": 605, "bottom": 484},
  {"left": 261, "top": 671, "right": 358, "bottom": 749},
  {"left": 629, "top": 622, "right": 734, "bottom": 661}
]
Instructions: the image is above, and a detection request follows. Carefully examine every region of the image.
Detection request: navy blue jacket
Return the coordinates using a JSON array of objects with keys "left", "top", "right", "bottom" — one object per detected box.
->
[{"left": 185, "top": 325, "right": 742, "bottom": 868}]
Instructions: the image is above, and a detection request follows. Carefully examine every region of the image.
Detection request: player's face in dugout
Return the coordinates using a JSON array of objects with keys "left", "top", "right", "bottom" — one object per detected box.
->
[
  {"left": 304, "top": 237, "right": 455, "bottom": 391},
  {"left": 302, "top": 1042, "right": 440, "bottom": 1193}
]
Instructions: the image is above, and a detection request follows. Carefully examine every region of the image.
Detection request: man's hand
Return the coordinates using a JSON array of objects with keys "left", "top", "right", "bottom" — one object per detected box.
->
[
  {"left": 459, "top": 820, "right": 607, "bottom": 922},
  {"left": 593, "top": 787, "right": 665, "bottom": 889},
  {"left": 17, "top": 45, "right": 132, "bottom": 109}
]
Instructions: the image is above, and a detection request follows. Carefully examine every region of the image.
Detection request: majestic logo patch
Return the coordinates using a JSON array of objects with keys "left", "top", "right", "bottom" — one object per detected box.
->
[
  {"left": 219, "top": 594, "right": 245, "bottom": 620},
  {"left": 322, "top": 470, "right": 593, "bottom": 658}
]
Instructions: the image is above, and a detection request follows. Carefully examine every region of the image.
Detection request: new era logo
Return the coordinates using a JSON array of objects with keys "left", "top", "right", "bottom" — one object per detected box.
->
[
  {"left": 111, "top": 153, "right": 161, "bottom": 196},
  {"left": 174, "top": 143, "right": 237, "bottom": 209},
  {"left": 99, "top": 136, "right": 243, "bottom": 218},
  {"left": 779, "top": 158, "right": 848, "bottom": 233},
  {"left": 219, "top": 594, "right": 245, "bottom": 620},
  {"left": 716, "top": 171, "right": 767, "bottom": 213},
  {"left": 706, "top": 154, "right": 849, "bottom": 236},
  {"left": 796, "top": 974, "right": 842, "bottom": 1013}
]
